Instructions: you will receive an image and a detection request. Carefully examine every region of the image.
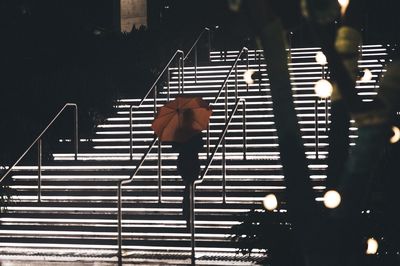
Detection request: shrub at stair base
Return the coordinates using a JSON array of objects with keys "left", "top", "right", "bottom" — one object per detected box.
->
[{"left": 230, "top": 208, "right": 300, "bottom": 264}]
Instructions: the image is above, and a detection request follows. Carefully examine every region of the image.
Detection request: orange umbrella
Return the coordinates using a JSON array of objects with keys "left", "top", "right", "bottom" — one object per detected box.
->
[{"left": 151, "top": 95, "right": 212, "bottom": 142}]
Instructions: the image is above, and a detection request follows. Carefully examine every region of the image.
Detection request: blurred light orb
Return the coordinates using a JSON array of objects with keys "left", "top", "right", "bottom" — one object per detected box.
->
[
  {"left": 390, "top": 126, "right": 400, "bottom": 144},
  {"left": 243, "top": 69, "right": 256, "bottom": 85},
  {"left": 314, "top": 79, "right": 333, "bottom": 98},
  {"left": 366, "top": 238, "right": 379, "bottom": 255},
  {"left": 338, "top": 0, "right": 350, "bottom": 15},
  {"left": 361, "top": 69, "right": 373, "bottom": 82},
  {"left": 315, "top": 51, "right": 327, "bottom": 66},
  {"left": 263, "top": 194, "right": 278, "bottom": 211},
  {"left": 323, "top": 190, "right": 341, "bottom": 209}
]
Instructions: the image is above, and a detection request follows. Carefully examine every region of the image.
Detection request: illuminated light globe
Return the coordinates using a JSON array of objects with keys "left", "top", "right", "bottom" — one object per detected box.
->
[
  {"left": 366, "top": 238, "right": 379, "bottom": 255},
  {"left": 243, "top": 69, "right": 256, "bottom": 85},
  {"left": 361, "top": 69, "right": 373, "bottom": 82},
  {"left": 263, "top": 194, "right": 278, "bottom": 211},
  {"left": 323, "top": 190, "right": 341, "bottom": 209},
  {"left": 338, "top": 0, "right": 350, "bottom": 15},
  {"left": 315, "top": 51, "right": 327, "bottom": 66},
  {"left": 314, "top": 79, "right": 333, "bottom": 98},
  {"left": 390, "top": 126, "right": 400, "bottom": 144}
]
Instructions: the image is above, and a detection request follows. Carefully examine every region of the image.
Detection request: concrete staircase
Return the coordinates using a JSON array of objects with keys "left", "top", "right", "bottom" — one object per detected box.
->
[{"left": 0, "top": 45, "right": 388, "bottom": 264}]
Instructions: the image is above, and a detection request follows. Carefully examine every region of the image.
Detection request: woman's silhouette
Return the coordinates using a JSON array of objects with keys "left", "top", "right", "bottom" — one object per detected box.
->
[{"left": 172, "top": 109, "right": 204, "bottom": 228}]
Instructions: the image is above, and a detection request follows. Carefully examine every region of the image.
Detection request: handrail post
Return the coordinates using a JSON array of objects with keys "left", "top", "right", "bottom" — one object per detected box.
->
[
  {"left": 246, "top": 50, "right": 249, "bottom": 92},
  {"left": 223, "top": 84, "right": 227, "bottom": 204},
  {"left": 243, "top": 101, "right": 247, "bottom": 160},
  {"left": 325, "top": 98, "right": 329, "bottom": 132},
  {"left": 258, "top": 51, "right": 262, "bottom": 91},
  {"left": 154, "top": 85, "right": 157, "bottom": 117},
  {"left": 158, "top": 139, "right": 162, "bottom": 203},
  {"left": 207, "top": 124, "right": 210, "bottom": 158},
  {"left": 130, "top": 106, "right": 133, "bottom": 160},
  {"left": 178, "top": 57, "right": 181, "bottom": 94},
  {"left": 182, "top": 54, "right": 185, "bottom": 94},
  {"left": 190, "top": 183, "right": 195, "bottom": 265},
  {"left": 117, "top": 182, "right": 123, "bottom": 265},
  {"left": 195, "top": 45, "right": 198, "bottom": 84},
  {"left": 315, "top": 99, "right": 319, "bottom": 159},
  {"left": 74, "top": 105, "right": 78, "bottom": 161},
  {"left": 207, "top": 28, "right": 211, "bottom": 62},
  {"left": 37, "top": 139, "right": 42, "bottom": 203},
  {"left": 235, "top": 64, "right": 238, "bottom": 100},
  {"left": 167, "top": 68, "right": 170, "bottom": 101}
]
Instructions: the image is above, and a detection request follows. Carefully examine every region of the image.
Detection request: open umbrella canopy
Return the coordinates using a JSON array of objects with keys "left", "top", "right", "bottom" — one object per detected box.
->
[{"left": 151, "top": 95, "right": 212, "bottom": 142}]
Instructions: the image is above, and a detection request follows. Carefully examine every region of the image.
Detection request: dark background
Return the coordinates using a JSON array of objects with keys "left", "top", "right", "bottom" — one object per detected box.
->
[{"left": 0, "top": 0, "right": 398, "bottom": 166}]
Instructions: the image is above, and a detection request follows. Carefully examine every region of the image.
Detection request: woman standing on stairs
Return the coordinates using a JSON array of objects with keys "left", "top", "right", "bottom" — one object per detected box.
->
[
  {"left": 172, "top": 109, "right": 204, "bottom": 228},
  {"left": 173, "top": 133, "right": 204, "bottom": 228}
]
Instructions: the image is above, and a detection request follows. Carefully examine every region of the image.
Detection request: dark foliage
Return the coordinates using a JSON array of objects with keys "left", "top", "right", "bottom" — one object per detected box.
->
[{"left": 230, "top": 208, "right": 302, "bottom": 265}]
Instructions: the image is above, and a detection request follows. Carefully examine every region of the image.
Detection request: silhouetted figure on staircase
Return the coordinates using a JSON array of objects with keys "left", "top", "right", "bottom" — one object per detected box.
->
[{"left": 173, "top": 133, "right": 204, "bottom": 228}]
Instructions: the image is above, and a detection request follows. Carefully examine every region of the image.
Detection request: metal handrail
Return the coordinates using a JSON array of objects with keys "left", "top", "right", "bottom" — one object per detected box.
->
[
  {"left": 206, "top": 47, "right": 248, "bottom": 157},
  {"left": 184, "top": 27, "right": 210, "bottom": 61},
  {"left": 129, "top": 50, "right": 184, "bottom": 160},
  {"left": 0, "top": 103, "right": 78, "bottom": 202},
  {"left": 117, "top": 137, "right": 159, "bottom": 265},
  {"left": 212, "top": 47, "right": 249, "bottom": 105},
  {"left": 190, "top": 98, "right": 247, "bottom": 265},
  {"left": 184, "top": 27, "right": 211, "bottom": 84}
]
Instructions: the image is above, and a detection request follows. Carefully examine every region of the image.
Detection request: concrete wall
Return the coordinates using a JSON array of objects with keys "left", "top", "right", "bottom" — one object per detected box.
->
[{"left": 121, "top": 0, "right": 147, "bottom": 32}]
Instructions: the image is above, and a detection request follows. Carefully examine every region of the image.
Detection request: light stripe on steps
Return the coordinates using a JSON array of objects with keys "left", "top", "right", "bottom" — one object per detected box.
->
[
  {"left": 12, "top": 174, "right": 286, "bottom": 180},
  {"left": 0, "top": 230, "right": 230, "bottom": 239},
  {"left": 0, "top": 242, "right": 245, "bottom": 254},
  {"left": 9, "top": 185, "right": 286, "bottom": 191},
  {"left": 5, "top": 206, "right": 259, "bottom": 213},
  {"left": 13, "top": 163, "right": 290, "bottom": 170},
  {"left": 0, "top": 217, "right": 241, "bottom": 226},
  {"left": 92, "top": 143, "right": 329, "bottom": 149}
]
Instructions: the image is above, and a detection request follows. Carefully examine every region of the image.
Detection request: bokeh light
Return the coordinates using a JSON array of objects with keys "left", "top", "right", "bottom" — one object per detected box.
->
[
  {"left": 323, "top": 190, "right": 341, "bottom": 209},
  {"left": 263, "top": 194, "right": 278, "bottom": 211},
  {"left": 314, "top": 79, "right": 333, "bottom": 98},
  {"left": 366, "top": 238, "right": 379, "bottom": 255},
  {"left": 315, "top": 51, "right": 327, "bottom": 66}
]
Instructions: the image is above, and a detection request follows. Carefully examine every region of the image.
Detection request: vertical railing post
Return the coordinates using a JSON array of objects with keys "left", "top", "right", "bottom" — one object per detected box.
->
[
  {"left": 178, "top": 57, "right": 181, "bottom": 94},
  {"left": 195, "top": 45, "right": 198, "bottom": 84},
  {"left": 207, "top": 28, "right": 211, "bottom": 62},
  {"left": 325, "top": 99, "right": 329, "bottom": 132},
  {"left": 243, "top": 101, "right": 247, "bottom": 160},
  {"left": 167, "top": 68, "right": 170, "bottom": 101},
  {"left": 74, "top": 105, "right": 78, "bottom": 161},
  {"left": 117, "top": 182, "right": 123, "bottom": 266},
  {"left": 158, "top": 139, "right": 162, "bottom": 203},
  {"left": 246, "top": 50, "right": 249, "bottom": 92},
  {"left": 235, "top": 64, "right": 238, "bottom": 100},
  {"left": 154, "top": 85, "right": 157, "bottom": 117},
  {"left": 223, "top": 84, "right": 227, "bottom": 204},
  {"left": 190, "top": 183, "right": 195, "bottom": 265},
  {"left": 181, "top": 54, "right": 185, "bottom": 94},
  {"left": 129, "top": 106, "right": 133, "bottom": 161},
  {"left": 207, "top": 125, "right": 210, "bottom": 158},
  {"left": 37, "top": 139, "right": 42, "bottom": 203},
  {"left": 315, "top": 99, "right": 319, "bottom": 159},
  {"left": 258, "top": 51, "right": 262, "bottom": 91}
]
